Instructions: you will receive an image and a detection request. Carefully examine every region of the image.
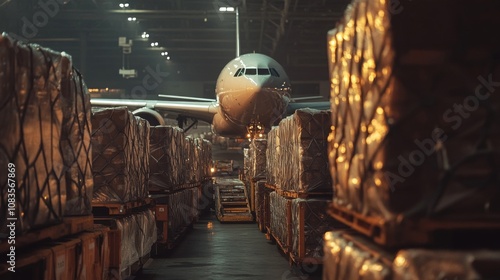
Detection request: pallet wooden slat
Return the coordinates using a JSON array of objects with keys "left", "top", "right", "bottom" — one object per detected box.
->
[
  {"left": 329, "top": 204, "right": 500, "bottom": 248},
  {"left": 0, "top": 215, "right": 94, "bottom": 254}
]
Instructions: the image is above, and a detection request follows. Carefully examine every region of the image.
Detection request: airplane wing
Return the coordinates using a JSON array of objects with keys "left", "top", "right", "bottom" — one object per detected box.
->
[
  {"left": 286, "top": 101, "right": 331, "bottom": 115},
  {"left": 90, "top": 98, "right": 218, "bottom": 124}
]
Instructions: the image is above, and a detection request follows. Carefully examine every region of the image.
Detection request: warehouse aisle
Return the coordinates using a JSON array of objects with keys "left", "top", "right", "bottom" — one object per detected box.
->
[{"left": 138, "top": 212, "right": 322, "bottom": 280}]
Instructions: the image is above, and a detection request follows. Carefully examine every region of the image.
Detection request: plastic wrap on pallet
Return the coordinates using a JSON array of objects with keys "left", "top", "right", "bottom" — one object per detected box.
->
[
  {"left": 115, "top": 217, "right": 135, "bottom": 272},
  {"left": 323, "top": 231, "right": 392, "bottom": 280},
  {"left": 270, "top": 191, "right": 291, "bottom": 250},
  {"left": 135, "top": 117, "right": 150, "bottom": 199},
  {"left": 62, "top": 68, "right": 94, "bottom": 216},
  {"left": 327, "top": 0, "right": 500, "bottom": 224},
  {"left": 266, "top": 109, "right": 331, "bottom": 193},
  {"left": 243, "top": 148, "right": 251, "bottom": 184},
  {"left": 0, "top": 34, "right": 67, "bottom": 234},
  {"left": 255, "top": 181, "right": 272, "bottom": 230},
  {"left": 290, "top": 198, "right": 340, "bottom": 261},
  {"left": 266, "top": 126, "right": 284, "bottom": 188},
  {"left": 201, "top": 139, "right": 212, "bottom": 179},
  {"left": 150, "top": 126, "right": 173, "bottom": 192},
  {"left": 250, "top": 139, "right": 267, "bottom": 179},
  {"left": 184, "top": 136, "right": 199, "bottom": 184},
  {"left": 91, "top": 107, "right": 139, "bottom": 203},
  {"left": 134, "top": 209, "right": 157, "bottom": 258},
  {"left": 168, "top": 188, "right": 195, "bottom": 237},
  {"left": 393, "top": 249, "right": 500, "bottom": 280}
]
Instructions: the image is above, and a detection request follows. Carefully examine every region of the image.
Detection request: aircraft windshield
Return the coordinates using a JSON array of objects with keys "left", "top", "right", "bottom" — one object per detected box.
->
[{"left": 233, "top": 68, "right": 279, "bottom": 77}]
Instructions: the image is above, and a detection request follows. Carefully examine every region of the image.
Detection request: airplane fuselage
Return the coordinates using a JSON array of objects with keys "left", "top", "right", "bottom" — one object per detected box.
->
[{"left": 212, "top": 53, "right": 292, "bottom": 138}]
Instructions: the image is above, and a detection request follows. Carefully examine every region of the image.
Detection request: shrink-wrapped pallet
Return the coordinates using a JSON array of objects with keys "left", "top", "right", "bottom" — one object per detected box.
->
[
  {"left": 290, "top": 198, "right": 341, "bottom": 261},
  {"left": 243, "top": 148, "right": 251, "bottom": 184},
  {"left": 269, "top": 191, "right": 291, "bottom": 250},
  {"left": 323, "top": 231, "right": 393, "bottom": 280},
  {"left": 149, "top": 126, "right": 174, "bottom": 192},
  {"left": 134, "top": 209, "right": 157, "bottom": 258},
  {"left": 201, "top": 139, "right": 212, "bottom": 179},
  {"left": 184, "top": 136, "right": 196, "bottom": 183},
  {"left": 393, "top": 249, "right": 500, "bottom": 280},
  {"left": 250, "top": 139, "right": 267, "bottom": 179},
  {"left": 0, "top": 34, "right": 67, "bottom": 233},
  {"left": 168, "top": 189, "right": 195, "bottom": 236},
  {"left": 255, "top": 181, "right": 272, "bottom": 231},
  {"left": 91, "top": 107, "right": 139, "bottom": 203},
  {"left": 135, "top": 117, "right": 150, "bottom": 199},
  {"left": 267, "top": 109, "right": 331, "bottom": 193},
  {"left": 62, "top": 69, "right": 93, "bottom": 216},
  {"left": 328, "top": 0, "right": 500, "bottom": 231}
]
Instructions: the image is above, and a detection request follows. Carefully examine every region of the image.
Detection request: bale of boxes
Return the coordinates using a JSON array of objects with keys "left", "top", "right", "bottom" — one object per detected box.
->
[
  {"left": 0, "top": 33, "right": 104, "bottom": 279},
  {"left": 260, "top": 108, "right": 344, "bottom": 265},
  {"left": 0, "top": 33, "right": 213, "bottom": 279},
  {"left": 323, "top": 0, "right": 500, "bottom": 278}
]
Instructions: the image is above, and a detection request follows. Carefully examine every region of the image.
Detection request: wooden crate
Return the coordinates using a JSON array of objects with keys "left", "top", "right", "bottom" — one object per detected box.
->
[
  {"left": 0, "top": 247, "right": 52, "bottom": 280},
  {"left": 329, "top": 203, "right": 500, "bottom": 248},
  {"left": 0, "top": 215, "right": 94, "bottom": 254},
  {"left": 77, "top": 225, "right": 110, "bottom": 280}
]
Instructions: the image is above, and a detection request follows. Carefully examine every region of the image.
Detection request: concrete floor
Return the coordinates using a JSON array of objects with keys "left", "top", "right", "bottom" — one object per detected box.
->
[{"left": 138, "top": 212, "right": 322, "bottom": 280}]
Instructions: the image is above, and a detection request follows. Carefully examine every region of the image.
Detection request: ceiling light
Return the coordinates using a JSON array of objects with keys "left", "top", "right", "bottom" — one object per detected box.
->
[
  {"left": 219, "top": 6, "right": 235, "bottom": 12},
  {"left": 161, "top": 52, "right": 168, "bottom": 56},
  {"left": 119, "top": 3, "right": 124, "bottom": 8},
  {"left": 151, "top": 42, "right": 159, "bottom": 47},
  {"left": 166, "top": 56, "right": 171, "bottom": 60},
  {"left": 141, "top": 32, "right": 149, "bottom": 39},
  {"left": 127, "top": 17, "right": 136, "bottom": 22}
]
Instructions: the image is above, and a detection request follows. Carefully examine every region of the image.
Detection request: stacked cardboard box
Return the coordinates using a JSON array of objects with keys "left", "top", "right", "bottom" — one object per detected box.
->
[
  {"left": 267, "top": 109, "right": 331, "bottom": 193},
  {"left": 324, "top": 0, "right": 500, "bottom": 278},
  {"left": 149, "top": 126, "right": 212, "bottom": 192},
  {"left": 0, "top": 33, "right": 93, "bottom": 234},
  {"left": 91, "top": 107, "right": 150, "bottom": 203},
  {"left": 265, "top": 109, "right": 339, "bottom": 265}
]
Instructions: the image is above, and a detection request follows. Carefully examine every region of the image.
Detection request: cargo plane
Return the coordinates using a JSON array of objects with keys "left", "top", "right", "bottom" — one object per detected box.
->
[{"left": 90, "top": 53, "right": 329, "bottom": 138}]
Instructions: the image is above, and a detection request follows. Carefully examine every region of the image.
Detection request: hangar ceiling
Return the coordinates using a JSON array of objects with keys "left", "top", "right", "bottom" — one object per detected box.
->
[{"left": 0, "top": 0, "right": 350, "bottom": 93}]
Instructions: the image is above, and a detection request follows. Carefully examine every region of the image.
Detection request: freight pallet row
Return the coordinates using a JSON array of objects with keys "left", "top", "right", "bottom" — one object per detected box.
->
[
  {"left": 92, "top": 198, "right": 154, "bottom": 216},
  {"left": 150, "top": 185, "right": 202, "bottom": 252},
  {"left": 94, "top": 208, "right": 156, "bottom": 280},
  {"left": 261, "top": 188, "right": 342, "bottom": 269}
]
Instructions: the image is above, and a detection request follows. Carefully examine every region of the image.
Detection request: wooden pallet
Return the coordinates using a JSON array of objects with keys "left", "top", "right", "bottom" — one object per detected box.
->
[
  {"left": 0, "top": 215, "right": 94, "bottom": 254},
  {"left": 328, "top": 203, "right": 500, "bottom": 248},
  {"left": 92, "top": 198, "right": 153, "bottom": 216}
]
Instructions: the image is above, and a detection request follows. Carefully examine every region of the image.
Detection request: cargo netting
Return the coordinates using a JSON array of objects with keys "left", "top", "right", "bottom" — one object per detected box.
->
[
  {"left": 328, "top": 0, "right": 500, "bottom": 220},
  {"left": 267, "top": 108, "right": 331, "bottom": 193}
]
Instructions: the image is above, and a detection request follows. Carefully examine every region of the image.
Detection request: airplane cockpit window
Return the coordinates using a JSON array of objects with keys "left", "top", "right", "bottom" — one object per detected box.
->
[
  {"left": 258, "top": 68, "right": 270, "bottom": 75},
  {"left": 270, "top": 68, "right": 280, "bottom": 77},
  {"left": 234, "top": 68, "right": 244, "bottom": 77},
  {"left": 245, "top": 68, "right": 257, "bottom": 75}
]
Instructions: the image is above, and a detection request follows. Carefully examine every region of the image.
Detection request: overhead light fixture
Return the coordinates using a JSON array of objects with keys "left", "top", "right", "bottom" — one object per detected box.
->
[
  {"left": 166, "top": 56, "right": 171, "bottom": 60},
  {"left": 119, "top": 3, "right": 129, "bottom": 8},
  {"left": 161, "top": 52, "right": 168, "bottom": 56},
  {"left": 219, "top": 7, "right": 235, "bottom": 12},
  {"left": 141, "top": 32, "right": 149, "bottom": 39},
  {"left": 151, "top": 42, "right": 159, "bottom": 47},
  {"left": 127, "top": 17, "right": 136, "bottom": 22}
]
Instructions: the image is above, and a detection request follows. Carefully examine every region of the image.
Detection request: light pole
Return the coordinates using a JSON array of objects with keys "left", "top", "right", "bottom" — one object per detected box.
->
[{"left": 219, "top": 6, "right": 240, "bottom": 57}]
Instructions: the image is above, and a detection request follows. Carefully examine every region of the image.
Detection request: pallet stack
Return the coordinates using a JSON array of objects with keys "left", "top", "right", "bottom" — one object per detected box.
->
[
  {"left": 323, "top": 0, "right": 500, "bottom": 278},
  {"left": 0, "top": 33, "right": 106, "bottom": 279},
  {"left": 265, "top": 109, "right": 343, "bottom": 266},
  {"left": 149, "top": 125, "right": 212, "bottom": 249},
  {"left": 90, "top": 106, "right": 157, "bottom": 279},
  {"left": 244, "top": 139, "right": 267, "bottom": 214}
]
